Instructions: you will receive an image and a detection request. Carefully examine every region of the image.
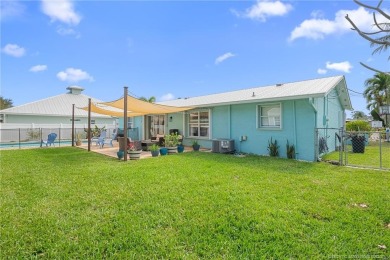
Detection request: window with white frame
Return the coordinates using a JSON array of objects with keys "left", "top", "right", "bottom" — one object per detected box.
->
[
  {"left": 127, "top": 117, "right": 134, "bottom": 129},
  {"left": 258, "top": 103, "right": 281, "bottom": 128},
  {"left": 189, "top": 110, "right": 210, "bottom": 137}
]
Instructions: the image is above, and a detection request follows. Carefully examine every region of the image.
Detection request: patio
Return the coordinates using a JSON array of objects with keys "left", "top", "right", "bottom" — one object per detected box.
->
[{"left": 78, "top": 139, "right": 205, "bottom": 159}]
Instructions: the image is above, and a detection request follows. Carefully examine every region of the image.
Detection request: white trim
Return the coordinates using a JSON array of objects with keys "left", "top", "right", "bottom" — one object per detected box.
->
[{"left": 256, "top": 102, "right": 282, "bottom": 130}]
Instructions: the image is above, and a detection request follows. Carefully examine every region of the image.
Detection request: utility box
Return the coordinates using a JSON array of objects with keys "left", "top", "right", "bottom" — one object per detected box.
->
[{"left": 212, "top": 139, "right": 235, "bottom": 153}]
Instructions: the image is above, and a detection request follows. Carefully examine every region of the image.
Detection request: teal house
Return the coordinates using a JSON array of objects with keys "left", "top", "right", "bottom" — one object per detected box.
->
[{"left": 127, "top": 75, "right": 352, "bottom": 162}]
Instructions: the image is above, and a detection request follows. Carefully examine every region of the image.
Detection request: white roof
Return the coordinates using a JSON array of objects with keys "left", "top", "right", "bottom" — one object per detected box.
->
[
  {"left": 159, "top": 75, "right": 353, "bottom": 110},
  {"left": 0, "top": 92, "right": 110, "bottom": 118}
]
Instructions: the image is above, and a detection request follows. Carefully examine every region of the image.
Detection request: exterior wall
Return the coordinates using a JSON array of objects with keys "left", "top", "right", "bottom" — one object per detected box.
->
[
  {"left": 176, "top": 100, "right": 317, "bottom": 161},
  {"left": 166, "top": 113, "right": 185, "bottom": 135},
  {"left": 229, "top": 100, "right": 316, "bottom": 161},
  {"left": 314, "top": 87, "right": 346, "bottom": 153}
]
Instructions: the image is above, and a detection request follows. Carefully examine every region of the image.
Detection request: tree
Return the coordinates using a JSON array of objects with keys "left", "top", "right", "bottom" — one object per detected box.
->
[
  {"left": 139, "top": 96, "right": 156, "bottom": 103},
  {"left": 345, "top": 0, "right": 389, "bottom": 74},
  {"left": 351, "top": 111, "right": 367, "bottom": 120},
  {"left": 0, "top": 96, "right": 13, "bottom": 110},
  {"left": 363, "top": 72, "right": 390, "bottom": 110}
]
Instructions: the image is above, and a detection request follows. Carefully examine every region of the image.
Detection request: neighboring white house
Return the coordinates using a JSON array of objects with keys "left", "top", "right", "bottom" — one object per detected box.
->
[{"left": 0, "top": 86, "right": 117, "bottom": 129}]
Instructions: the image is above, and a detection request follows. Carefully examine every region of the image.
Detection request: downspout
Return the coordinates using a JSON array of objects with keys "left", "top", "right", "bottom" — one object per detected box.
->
[
  {"left": 309, "top": 98, "right": 318, "bottom": 161},
  {"left": 293, "top": 101, "right": 298, "bottom": 159},
  {"left": 182, "top": 112, "right": 186, "bottom": 138},
  {"left": 228, "top": 105, "right": 231, "bottom": 139}
]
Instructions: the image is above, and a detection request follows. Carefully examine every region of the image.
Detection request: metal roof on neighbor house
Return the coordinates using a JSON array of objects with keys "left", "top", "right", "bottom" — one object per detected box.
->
[
  {"left": 159, "top": 75, "right": 353, "bottom": 110},
  {"left": 0, "top": 90, "right": 110, "bottom": 118}
]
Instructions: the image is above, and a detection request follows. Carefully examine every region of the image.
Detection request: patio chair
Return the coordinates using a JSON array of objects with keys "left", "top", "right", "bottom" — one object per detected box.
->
[
  {"left": 97, "top": 131, "right": 115, "bottom": 148},
  {"left": 41, "top": 133, "right": 57, "bottom": 147}
]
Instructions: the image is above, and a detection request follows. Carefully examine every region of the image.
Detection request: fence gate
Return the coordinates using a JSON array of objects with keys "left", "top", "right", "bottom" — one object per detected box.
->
[{"left": 316, "top": 128, "right": 390, "bottom": 170}]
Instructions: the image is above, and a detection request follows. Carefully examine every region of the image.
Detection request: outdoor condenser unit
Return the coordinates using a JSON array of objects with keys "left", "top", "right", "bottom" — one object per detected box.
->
[{"left": 212, "top": 139, "right": 235, "bottom": 153}]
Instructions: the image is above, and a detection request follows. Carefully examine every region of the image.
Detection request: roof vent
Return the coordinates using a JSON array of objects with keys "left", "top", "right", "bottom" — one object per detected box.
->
[
  {"left": 67, "top": 86, "right": 84, "bottom": 95},
  {"left": 251, "top": 92, "right": 255, "bottom": 97},
  {"left": 276, "top": 83, "right": 283, "bottom": 87}
]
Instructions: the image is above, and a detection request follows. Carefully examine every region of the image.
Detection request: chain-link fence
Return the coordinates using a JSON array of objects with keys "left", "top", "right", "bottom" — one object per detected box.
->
[
  {"left": 317, "top": 128, "right": 390, "bottom": 170},
  {"left": 0, "top": 127, "right": 140, "bottom": 149}
]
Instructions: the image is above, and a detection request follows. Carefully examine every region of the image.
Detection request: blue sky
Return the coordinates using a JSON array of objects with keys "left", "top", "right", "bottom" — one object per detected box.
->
[{"left": 1, "top": 0, "right": 389, "bottom": 117}]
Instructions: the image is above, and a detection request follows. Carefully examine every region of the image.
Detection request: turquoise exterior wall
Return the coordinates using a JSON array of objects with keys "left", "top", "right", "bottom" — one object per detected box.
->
[
  {"left": 177, "top": 99, "right": 318, "bottom": 161},
  {"left": 116, "top": 88, "right": 346, "bottom": 162}
]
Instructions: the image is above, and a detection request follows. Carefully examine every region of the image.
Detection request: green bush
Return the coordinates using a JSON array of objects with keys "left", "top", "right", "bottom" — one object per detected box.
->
[{"left": 346, "top": 120, "right": 371, "bottom": 131}]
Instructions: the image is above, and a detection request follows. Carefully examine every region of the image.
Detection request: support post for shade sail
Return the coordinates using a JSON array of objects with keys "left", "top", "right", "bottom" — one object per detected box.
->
[
  {"left": 88, "top": 98, "right": 91, "bottom": 152},
  {"left": 72, "top": 104, "right": 75, "bottom": 147},
  {"left": 124, "top": 86, "right": 128, "bottom": 162}
]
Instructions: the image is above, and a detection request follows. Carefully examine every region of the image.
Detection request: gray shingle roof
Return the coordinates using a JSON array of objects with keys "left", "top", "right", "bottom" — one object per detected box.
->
[
  {"left": 159, "top": 75, "right": 352, "bottom": 110},
  {"left": 1, "top": 92, "right": 109, "bottom": 117}
]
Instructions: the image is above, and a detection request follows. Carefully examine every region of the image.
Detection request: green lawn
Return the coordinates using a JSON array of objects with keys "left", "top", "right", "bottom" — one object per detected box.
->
[
  {"left": 322, "top": 141, "right": 390, "bottom": 169},
  {"left": 1, "top": 147, "right": 389, "bottom": 258}
]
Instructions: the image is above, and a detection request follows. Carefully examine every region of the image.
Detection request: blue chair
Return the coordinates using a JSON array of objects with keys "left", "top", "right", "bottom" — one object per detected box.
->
[
  {"left": 41, "top": 133, "right": 57, "bottom": 147},
  {"left": 97, "top": 131, "right": 114, "bottom": 148}
]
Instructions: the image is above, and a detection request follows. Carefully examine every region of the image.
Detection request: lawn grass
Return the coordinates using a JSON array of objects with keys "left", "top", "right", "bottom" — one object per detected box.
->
[
  {"left": 322, "top": 141, "right": 390, "bottom": 169},
  {"left": 1, "top": 147, "right": 389, "bottom": 258}
]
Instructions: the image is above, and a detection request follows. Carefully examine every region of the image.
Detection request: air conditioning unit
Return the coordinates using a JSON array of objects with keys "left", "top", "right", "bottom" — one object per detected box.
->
[{"left": 212, "top": 139, "right": 235, "bottom": 153}]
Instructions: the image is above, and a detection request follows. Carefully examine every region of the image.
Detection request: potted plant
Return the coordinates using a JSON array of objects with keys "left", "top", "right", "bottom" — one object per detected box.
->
[
  {"left": 128, "top": 143, "right": 142, "bottom": 160},
  {"left": 159, "top": 147, "right": 168, "bottom": 156},
  {"left": 177, "top": 139, "right": 185, "bottom": 153},
  {"left": 75, "top": 132, "right": 83, "bottom": 146},
  {"left": 149, "top": 143, "right": 160, "bottom": 157},
  {"left": 192, "top": 140, "right": 200, "bottom": 151},
  {"left": 165, "top": 133, "right": 180, "bottom": 154}
]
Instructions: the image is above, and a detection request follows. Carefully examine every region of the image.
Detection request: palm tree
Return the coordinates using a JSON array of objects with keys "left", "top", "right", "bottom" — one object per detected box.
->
[
  {"left": 139, "top": 96, "right": 156, "bottom": 103},
  {"left": 0, "top": 96, "right": 13, "bottom": 110},
  {"left": 363, "top": 73, "right": 390, "bottom": 111}
]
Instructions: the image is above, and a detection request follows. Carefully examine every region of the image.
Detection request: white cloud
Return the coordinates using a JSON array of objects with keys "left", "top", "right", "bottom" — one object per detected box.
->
[
  {"left": 57, "top": 68, "right": 93, "bottom": 82},
  {"left": 30, "top": 65, "right": 48, "bottom": 72},
  {"left": 160, "top": 93, "right": 175, "bottom": 101},
  {"left": 56, "top": 26, "right": 80, "bottom": 38},
  {"left": 0, "top": 0, "right": 25, "bottom": 21},
  {"left": 41, "top": 0, "right": 81, "bottom": 25},
  {"left": 326, "top": 61, "right": 352, "bottom": 73},
  {"left": 235, "top": 0, "right": 292, "bottom": 21},
  {"left": 317, "top": 68, "right": 327, "bottom": 74},
  {"left": 215, "top": 52, "right": 235, "bottom": 65},
  {"left": 289, "top": 7, "right": 382, "bottom": 41},
  {"left": 2, "top": 44, "right": 25, "bottom": 57}
]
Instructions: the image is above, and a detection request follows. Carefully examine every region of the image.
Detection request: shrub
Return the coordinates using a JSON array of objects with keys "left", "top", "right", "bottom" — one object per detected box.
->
[
  {"left": 346, "top": 120, "right": 371, "bottom": 131},
  {"left": 267, "top": 138, "right": 279, "bottom": 157},
  {"left": 286, "top": 140, "right": 295, "bottom": 159}
]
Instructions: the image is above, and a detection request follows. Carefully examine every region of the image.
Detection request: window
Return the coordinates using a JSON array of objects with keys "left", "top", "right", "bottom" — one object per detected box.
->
[
  {"left": 189, "top": 110, "right": 210, "bottom": 138},
  {"left": 127, "top": 117, "right": 134, "bottom": 129},
  {"left": 258, "top": 103, "right": 281, "bottom": 129}
]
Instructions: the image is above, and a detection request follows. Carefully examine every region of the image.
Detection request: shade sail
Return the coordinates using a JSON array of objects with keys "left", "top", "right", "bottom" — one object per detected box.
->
[
  {"left": 101, "top": 95, "right": 193, "bottom": 114},
  {"left": 80, "top": 102, "right": 144, "bottom": 117},
  {"left": 79, "top": 95, "right": 193, "bottom": 117}
]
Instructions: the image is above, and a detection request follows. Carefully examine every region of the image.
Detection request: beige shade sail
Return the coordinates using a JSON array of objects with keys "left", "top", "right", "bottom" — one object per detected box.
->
[
  {"left": 80, "top": 102, "right": 143, "bottom": 117},
  {"left": 101, "top": 95, "right": 193, "bottom": 114},
  {"left": 80, "top": 95, "right": 193, "bottom": 117}
]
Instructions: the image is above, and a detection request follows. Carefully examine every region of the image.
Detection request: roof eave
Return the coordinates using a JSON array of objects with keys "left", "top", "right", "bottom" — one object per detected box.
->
[{"left": 181, "top": 93, "right": 326, "bottom": 108}]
